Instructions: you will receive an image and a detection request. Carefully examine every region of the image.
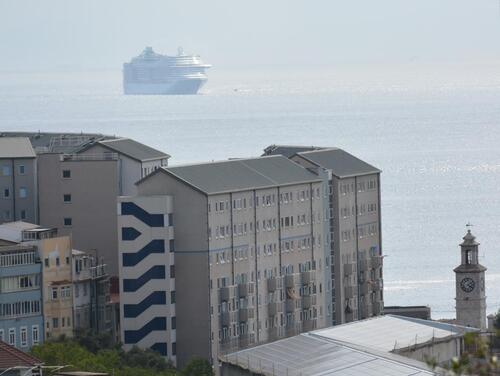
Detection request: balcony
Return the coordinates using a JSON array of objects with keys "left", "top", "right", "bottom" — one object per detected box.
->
[
  {"left": 268, "top": 301, "right": 283, "bottom": 316},
  {"left": 344, "top": 263, "right": 354, "bottom": 275},
  {"left": 301, "top": 270, "right": 316, "bottom": 284},
  {"left": 239, "top": 307, "right": 255, "bottom": 322},
  {"left": 219, "top": 285, "right": 236, "bottom": 302},
  {"left": 358, "top": 259, "right": 368, "bottom": 271},
  {"left": 238, "top": 282, "right": 255, "bottom": 297},
  {"left": 302, "top": 319, "right": 317, "bottom": 332},
  {"left": 302, "top": 295, "right": 317, "bottom": 309},
  {"left": 370, "top": 256, "right": 382, "bottom": 269},
  {"left": 286, "top": 299, "right": 297, "bottom": 313},
  {"left": 220, "top": 312, "right": 237, "bottom": 326},
  {"left": 344, "top": 285, "right": 356, "bottom": 299},
  {"left": 360, "top": 282, "right": 370, "bottom": 295},
  {"left": 267, "top": 277, "right": 282, "bottom": 292},
  {"left": 285, "top": 273, "right": 301, "bottom": 288}
]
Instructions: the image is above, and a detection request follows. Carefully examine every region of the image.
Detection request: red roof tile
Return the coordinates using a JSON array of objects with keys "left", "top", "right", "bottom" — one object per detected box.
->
[{"left": 0, "top": 340, "right": 43, "bottom": 370}]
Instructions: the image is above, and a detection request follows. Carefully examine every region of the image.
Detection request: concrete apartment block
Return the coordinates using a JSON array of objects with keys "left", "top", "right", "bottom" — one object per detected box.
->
[
  {"left": 37, "top": 153, "right": 120, "bottom": 276},
  {"left": 117, "top": 195, "right": 176, "bottom": 364},
  {"left": 0, "top": 244, "right": 44, "bottom": 350},
  {"left": 133, "top": 155, "right": 331, "bottom": 370},
  {"left": 0, "top": 138, "right": 38, "bottom": 224},
  {"left": 291, "top": 148, "right": 383, "bottom": 324}
]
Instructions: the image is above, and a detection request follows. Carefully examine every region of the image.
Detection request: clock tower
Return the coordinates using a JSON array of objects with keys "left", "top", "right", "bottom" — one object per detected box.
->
[{"left": 454, "top": 227, "right": 487, "bottom": 329}]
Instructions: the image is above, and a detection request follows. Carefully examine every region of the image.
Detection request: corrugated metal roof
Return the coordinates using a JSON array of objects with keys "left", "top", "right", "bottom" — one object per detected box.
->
[
  {"left": 0, "top": 137, "right": 36, "bottom": 158},
  {"left": 98, "top": 138, "right": 170, "bottom": 162},
  {"left": 297, "top": 148, "right": 380, "bottom": 178},
  {"left": 222, "top": 333, "right": 436, "bottom": 376},
  {"left": 162, "top": 155, "right": 322, "bottom": 194},
  {"left": 312, "top": 315, "right": 476, "bottom": 353}
]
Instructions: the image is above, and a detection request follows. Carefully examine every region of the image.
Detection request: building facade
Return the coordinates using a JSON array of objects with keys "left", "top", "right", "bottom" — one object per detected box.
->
[
  {"left": 127, "top": 156, "right": 331, "bottom": 370},
  {"left": 0, "top": 244, "right": 44, "bottom": 350},
  {"left": 72, "top": 250, "right": 110, "bottom": 334},
  {"left": 117, "top": 196, "right": 176, "bottom": 364},
  {"left": 264, "top": 146, "right": 384, "bottom": 325},
  {"left": 0, "top": 138, "right": 38, "bottom": 224}
]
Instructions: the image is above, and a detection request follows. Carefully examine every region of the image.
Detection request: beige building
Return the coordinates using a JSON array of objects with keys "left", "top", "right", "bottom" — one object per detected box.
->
[
  {"left": 33, "top": 135, "right": 170, "bottom": 276},
  {"left": 264, "top": 146, "right": 384, "bottom": 324},
  {"left": 130, "top": 155, "right": 331, "bottom": 369},
  {"left": 0, "top": 137, "right": 38, "bottom": 224}
]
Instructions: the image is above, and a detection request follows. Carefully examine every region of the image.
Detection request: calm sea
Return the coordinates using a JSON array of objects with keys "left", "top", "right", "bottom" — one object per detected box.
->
[{"left": 1, "top": 62, "right": 499, "bottom": 319}]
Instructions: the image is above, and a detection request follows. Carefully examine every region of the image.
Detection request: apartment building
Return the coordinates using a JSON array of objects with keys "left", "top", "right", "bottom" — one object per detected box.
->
[
  {"left": 72, "top": 250, "right": 111, "bottom": 334},
  {"left": 117, "top": 196, "right": 176, "bottom": 363},
  {"left": 289, "top": 148, "right": 383, "bottom": 324},
  {"left": 0, "top": 132, "right": 170, "bottom": 276},
  {"left": 122, "top": 155, "right": 332, "bottom": 370},
  {"left": 0, "top": 244, "right": 44, "bottom": 350},
  {"left": 0, "top": 138, "right": 37, "bottom": 224}
]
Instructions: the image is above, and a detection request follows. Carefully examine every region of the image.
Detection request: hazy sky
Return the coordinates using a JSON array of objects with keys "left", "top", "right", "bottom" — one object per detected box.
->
[{"left": 1, "top": 0, "right": 499, "bottom": 71}]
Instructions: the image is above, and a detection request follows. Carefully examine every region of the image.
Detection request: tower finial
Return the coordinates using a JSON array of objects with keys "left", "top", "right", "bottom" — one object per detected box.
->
[{"left": 466, "top": 222, "right": 474, "bottom": 232}]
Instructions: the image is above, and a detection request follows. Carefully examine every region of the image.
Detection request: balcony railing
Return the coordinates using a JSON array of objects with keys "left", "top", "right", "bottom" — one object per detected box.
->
[
  {"left": 344, "top": 263, "right": 354, "bottom": 275},
  {"left": 238, "top": 307, "right": 255, "bottom": 322},
  {"left": 285, "top": 273, "right": 301, "bottom": 288},
  {"left": 238, "top": 282, "right": 255, "bottom": 297},
  {"left": 302, "top": 295, "right": 317, "bottom": 309},
  {"left": 301, "top": 270, "right": 316, "bottom": 284},
  {"left": 219, "top": 285, "right": 236, "bottom": 302},
  {"left": 268, "top": 301, "right": 283, "bottom": 316},
  {"left": 267, "top": 277, "right": 282, "bottom": 292}
]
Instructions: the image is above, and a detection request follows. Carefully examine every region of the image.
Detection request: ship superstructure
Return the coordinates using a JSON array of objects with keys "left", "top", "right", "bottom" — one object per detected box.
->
[{"left": 123, "top": 47, "right": 211, "bottom": 95}]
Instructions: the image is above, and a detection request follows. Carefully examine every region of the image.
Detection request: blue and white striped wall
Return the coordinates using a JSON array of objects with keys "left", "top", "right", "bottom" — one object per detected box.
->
[{"left": 117, "top": 196, "right": 176, "bottom": 365}]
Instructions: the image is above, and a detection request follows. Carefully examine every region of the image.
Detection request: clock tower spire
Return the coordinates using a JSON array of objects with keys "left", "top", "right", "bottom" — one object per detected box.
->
[{"left": 454, "top": 226, "right": 487, "bottom": 329}]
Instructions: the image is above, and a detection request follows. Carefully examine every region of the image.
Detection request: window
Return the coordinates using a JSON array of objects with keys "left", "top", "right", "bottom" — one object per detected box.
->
[
  {"left": 172, "top": 342, "right": 176, "bottom": 355},
  {"left": 171, "top": 316, "right": 176, "bottom": 330},
  {"left": 18, "top": 165, "right": 25, "bottom": 175},
  {"left": 170, "top": 265, "right": 175, "bottom": 278},
  {"left": 56, "top": 257, "right": 60, "bottom": 266},
  {"left": 3, "top": 188, "right": 10, "bottom": 198},
  {"left": 62, "top": 170, "right": 71, "bottom": 179},
  {"left": 63, "top": 194, "right": 72, "bottom": 203},
  {"left": 66, "top": 256, "right": 70, "bottom": 265},
  {"left": 20, "top": 210, "right": 26, "bottom": 220},
  {"left": 63, "top": 217, "right": 72, "bottom": 227},
  {"left": 8, "top": 328, "right": 15, "bottom": 346},
  {"left": 44, "top": 258, "right": 49, "bottom": 267},
  {"left": 52, "top": 318, "right": 59, "bottom": 328},
  {"left": 2, "top": 166, "right": 10, "bottom": 176},
  {"left": 171, "top": 291, "right": 176, "bottom": 304},
  {"left": 51, "top": 287, "right": 58, "bottom": 300},
  {"left": 19, "top": 187, "right": 27, "bottom": 198},
  {"left": 32, "top": 325, "right": 39, "bottom": 344},
  {"left": 20, "top": 327, "right": 27, "bottom": 347},
  {"left": 169, "top": 239, "right": 175, "bottom": 252},
  {"left": 168, "top": 213, "right": 174, "bottom": 226},
  {"left": 60, "top": 286, "right": 71, "bottom": 299}
]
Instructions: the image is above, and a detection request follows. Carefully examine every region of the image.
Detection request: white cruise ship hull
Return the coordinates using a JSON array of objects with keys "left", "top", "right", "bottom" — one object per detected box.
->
[
  {"left": 124, "top": 78, "right": 207, "bottom": 95},
  {"left": 123, "top": 47, "right": 211, "bottom": 96}
]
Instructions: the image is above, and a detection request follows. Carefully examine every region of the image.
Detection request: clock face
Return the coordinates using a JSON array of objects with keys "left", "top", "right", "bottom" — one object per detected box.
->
[{"left": 460, "top": 277, "right": 475, "bottom": 293}]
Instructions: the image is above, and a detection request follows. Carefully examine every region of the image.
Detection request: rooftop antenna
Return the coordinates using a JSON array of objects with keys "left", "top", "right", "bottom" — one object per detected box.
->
[{"left": 466, "top": 222, "right": 474, "bottom": 231}]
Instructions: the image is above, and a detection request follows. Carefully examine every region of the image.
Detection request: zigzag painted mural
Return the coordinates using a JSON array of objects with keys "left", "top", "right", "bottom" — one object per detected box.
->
[{"left": 117, "top": 196, "right": 176, "bottom": 364}]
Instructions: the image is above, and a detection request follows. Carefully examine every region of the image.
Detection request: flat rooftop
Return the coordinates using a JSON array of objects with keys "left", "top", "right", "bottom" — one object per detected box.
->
[{"left": 0, "top": 137, "right": 36, "bottom": 158}]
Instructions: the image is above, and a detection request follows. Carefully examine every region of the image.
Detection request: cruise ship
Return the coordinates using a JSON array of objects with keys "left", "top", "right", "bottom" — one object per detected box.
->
[{"left": 123, "top": 47, "right": 211, "bottom": 95}]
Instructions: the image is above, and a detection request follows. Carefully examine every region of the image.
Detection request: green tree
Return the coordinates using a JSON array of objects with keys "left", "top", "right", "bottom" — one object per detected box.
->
[{"left": 181, "top": 357, "right": 214, "bottom": 376}]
